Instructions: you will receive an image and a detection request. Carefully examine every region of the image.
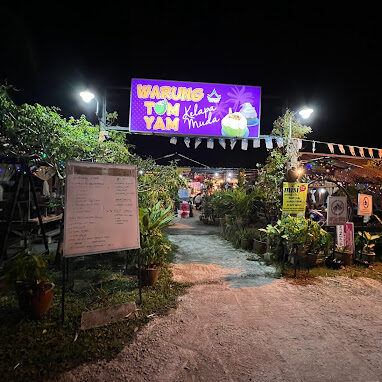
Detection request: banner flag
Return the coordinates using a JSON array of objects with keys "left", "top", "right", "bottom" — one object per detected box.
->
[
  {"left": 230, "top": 138, "right": 237, "bottom": 150},
  {"left": 379, "top": 149, "right": 382, "bottom": 159},
  {"left": 349, "top": 146, "right": 356, "bottom": 156},
  {"left": 170, "top": 137, "right": 177, "bottom": 145},
  {"left": 297, "top": 139, "right": 303, "bottom": 150},
  {"left": 218, "top": 138, "right": 226, "bottom": 149},
  {"left": 253, "top": 138, "right": 261, "bottom": 148},
  {"left": 265, "top": 137, "right": 273, "bottom": 149},
  {"left": 338, "top": 144, "right": 345, "bottom": 154},
  {"left": 276, "top": 137, "right": 284, "bottom": 148},
  {"left": 241, "top": 139, "right": 248, "bottom": 150},
  {"left": 359, "top": 147, "right": 365, "bottom": 157},
  {"left": 195, "top": 137, "right": 202, "bottom": 148},
  {"left": 368, "top": 148, "right": 374, "bottom": 158},
  {"left": 184, "top": 137, "right": 190, "bottom": 148},
  {"left": 312, "top": 141, "right": 316, "bottom": 153},
  {"left": 327, "top": 143, "right": 334, "bottom": 153},
  {"left": 207, "top": 138, "right": 214, "bottom": 149}
]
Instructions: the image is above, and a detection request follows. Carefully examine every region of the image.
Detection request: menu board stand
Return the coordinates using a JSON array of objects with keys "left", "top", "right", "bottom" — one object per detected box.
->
[{"left": 61, "top": 162, "right": 140, "bottom": 323}]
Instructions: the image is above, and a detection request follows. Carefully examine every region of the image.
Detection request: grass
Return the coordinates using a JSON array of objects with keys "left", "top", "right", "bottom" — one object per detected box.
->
[{"left": 0, "top": 253, "right": 188, "bottom": 382}]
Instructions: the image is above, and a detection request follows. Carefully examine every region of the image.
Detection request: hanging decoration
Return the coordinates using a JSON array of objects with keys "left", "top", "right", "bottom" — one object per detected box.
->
[
  {"left": 338, "top": 144, "right": 345, "bottom": 154},
  {"left": 207, "top": 138, "right": 214, "bottom": 149},
  {"left": 218, "top": 138, "right": 226, "bottom": 149},
  {"left": 241, "top": 139, "right": 248, "bottom": 150},
  {"left": 276, "top": 137, "right": 283, "bottom": 148},
  {"left": 359, "top": 147, "right": 365, "bottom": 157},
  {"left": 265, "top": 137, "right": 273, "bottom": 149},
  {"left": 368, "top": 148, "right": 374, "bottom": 158},
  {"left": 312, "top": 141, "right": 316, "bottom": 153},
  {"left": 230, "top": 138, "right": 237, "bottom": 150},
  {"left": 253, "top": 138, "right": 261, "bottom": 148},
  {"left": 379, "top": 149, "right": 382, "bottom": 159},
  {"left": 349, "top": 146, "right": 356, "bottom": 156},
  {"left": 327, "top": 143, "right": 334, "bottom": 154},
  {"left": 170, "top": 137, "right": 177, "bottom": 145},
  {"left": 297, "top": 139, "right": 303, "bottom": 150},
  {"left": 33, "top": 166, "right": 56, "bottom": 196},
  {"left": 184, "top": 137, "right": 190, "bottom": 148},
  {"left": 195, "top": 137, "right": 202, "bottom": 149}
]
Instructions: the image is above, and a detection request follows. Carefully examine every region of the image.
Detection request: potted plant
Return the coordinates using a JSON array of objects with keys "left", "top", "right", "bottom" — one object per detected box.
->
[
  {"left": 238, "top": 228, "right": 254, "bottom": 250},
  {"left": 5, "top": 252, "right": 54, "bottom": 318},
  {"left": 139, "top": 202, "right": 174, "bottom": 286},
  {"left": 335, "top": 244, "right": 352, "bottom": 266},
  {"left": 253, "top": 230, "right": 267, "bottom": 254},
  {"left": 358, "top": 231, "right": 380, "bottom": 264}
]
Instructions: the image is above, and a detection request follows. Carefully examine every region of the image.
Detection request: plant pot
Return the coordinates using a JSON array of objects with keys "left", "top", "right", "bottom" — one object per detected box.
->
[
  {"left": 363, "top": 253, "right": 375, "bottom": 264},
  {"left": 240, "top": 238, "right": 251, "bottom": 250},
  {"left": 341, "top": 252, "right": 353, "bottom": 266},
  {"left": 15, "top": 282, "right": 54, "bottom": 318},
  {"left": 253, "top": 239, "right": 267, "bottom": 254},
  {"left": 31, "top": 283, "right": 54, "bottom": 318},
  {"left": 140, "top": 267, "right": 160, "bottom": 286}
]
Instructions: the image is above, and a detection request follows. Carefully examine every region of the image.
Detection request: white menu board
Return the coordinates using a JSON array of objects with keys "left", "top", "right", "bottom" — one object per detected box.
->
[{"left": 63, "top": 162, "right": 140, "bottom": 257}]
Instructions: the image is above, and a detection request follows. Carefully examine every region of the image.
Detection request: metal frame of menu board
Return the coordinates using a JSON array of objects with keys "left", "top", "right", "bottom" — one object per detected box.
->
[{"left": 61, "top": 161, "right": 141, "bottom": 322}]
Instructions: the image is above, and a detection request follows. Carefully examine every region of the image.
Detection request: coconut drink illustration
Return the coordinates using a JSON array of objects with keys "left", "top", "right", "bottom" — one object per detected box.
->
[
  {"left": 239, "top": 103, "right": 259, "bottom": 126},
  {"left": 221, "top": 108, "right": 248, "bottom": 137},
  {"left": 154, "top": 99, "right": 167, "bottom": 115}
]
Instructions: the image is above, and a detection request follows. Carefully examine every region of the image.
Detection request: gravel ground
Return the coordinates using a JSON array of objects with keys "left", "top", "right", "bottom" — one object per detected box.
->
[{"left": 54, "top": 217, "right": 382, "bottom": 381}]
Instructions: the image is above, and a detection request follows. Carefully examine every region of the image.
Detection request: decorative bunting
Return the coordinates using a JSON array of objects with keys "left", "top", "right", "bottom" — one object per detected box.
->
[
  {"left": 338, "top": 144, "right": 345, "bottom": 154},
  {"left": 170, "top": 137, "right": 177, "bottom": 145},
  {"left": 265, "top": 137, "right": 273, "bottom": 149},
  {"left": 218, "top": 138, "right": 226, "bottom": 149},
  {"left": 194, "top": 137, "right": 202, "bottom": 149},
  {"left": 276, "top": 137, "right": 283, "bottom": 148},
  {"left": 207, "top": 138, "right": 214, "bottom": 149},
  {"left": 253, "top": 138, "right": 261, "bottom": 148},
  {"left": 349, "top": 146, "right": 356, "bottom": 156},
  {"left": 368, "top": 148, "right": 374, "bottom": 158},
  {"left": 230, "top": 138, "right": 237, "bottom": 150},
  {"left": 241, "top": 139, "right": 248, "bottom": 151},
  {"left": 297, "top": 139, "right": 303, "bottom": 150},
  {"left": 184, "top": 137, "right": 190, "bottom": 148},
  {"left": 359, "top": 147, "right": 365, "bottom": 157},
  {"left": 312, "top": 141, "right": 316, "bottom": 153},
  {"left": 379, "top": 149, "right": 382, "bottom": 159},
  {"left": 327, "top": 143, "right": 334, "bottom": 154}
]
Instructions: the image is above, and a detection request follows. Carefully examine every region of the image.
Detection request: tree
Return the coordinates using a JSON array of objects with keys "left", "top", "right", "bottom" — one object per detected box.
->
[{"left": 0, "top": 85, "right": 185, "bottom": 210}]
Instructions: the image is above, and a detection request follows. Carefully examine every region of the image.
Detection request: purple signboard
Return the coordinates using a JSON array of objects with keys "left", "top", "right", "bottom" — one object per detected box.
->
[{"left": 129, "top": 79, "right": 261, "bottom": 138}]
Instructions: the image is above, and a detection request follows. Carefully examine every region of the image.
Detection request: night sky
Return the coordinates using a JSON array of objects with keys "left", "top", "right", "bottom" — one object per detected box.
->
[{"left": 1, "top": 3, "right": 380, "bottom": 168}]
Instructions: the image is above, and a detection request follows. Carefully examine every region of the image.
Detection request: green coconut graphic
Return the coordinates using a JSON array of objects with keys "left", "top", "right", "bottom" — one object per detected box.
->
[{"left": 154, "top": 99, "right": 167, "bottom": 115}]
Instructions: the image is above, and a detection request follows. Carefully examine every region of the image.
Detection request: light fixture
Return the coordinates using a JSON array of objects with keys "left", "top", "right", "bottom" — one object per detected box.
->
[
  {"left": 79, "top": 90, "right": 95, "bottom": 103},
  {"left": 139, "top": 170, "right": 144, "bottom": 175},
  {"left": 214, "top": 172, "right": 219, "bottom": 177},
  {"left": 227, "top": 177, "right": 231, "bottom": 181},
  {"left": 228, "top": 172, "right": 233, "bottom": 177},
  {"left": 297, "top": 168, "right": 303, "bottom": 175},
  {"left": 298, "top": 107, "right": 314, "bottom": 119}
]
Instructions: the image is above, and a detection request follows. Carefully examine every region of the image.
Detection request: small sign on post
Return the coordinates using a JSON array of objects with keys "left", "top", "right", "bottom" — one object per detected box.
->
[
  {"left": 282, "top": 182, "right": 308, "bottom": 216},
  {"left": 357, "top": 194, "right": 373, "bottom": 216},
  {"left": 336, "top": 222, "right": 355, "bottom": 254},
  {"left": 327, "top": 196, "right": 347, "bottom": 226}
]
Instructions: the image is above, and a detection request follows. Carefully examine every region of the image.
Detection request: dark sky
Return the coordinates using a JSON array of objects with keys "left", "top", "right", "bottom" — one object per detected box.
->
[{"left": 1, "top": 3, "right": 380, "bottom": 168}]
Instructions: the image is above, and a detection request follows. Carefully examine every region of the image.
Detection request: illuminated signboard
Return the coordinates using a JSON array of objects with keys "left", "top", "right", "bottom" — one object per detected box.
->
[{"left": 129, "top": 78, "right": 261, "bottom": 138}]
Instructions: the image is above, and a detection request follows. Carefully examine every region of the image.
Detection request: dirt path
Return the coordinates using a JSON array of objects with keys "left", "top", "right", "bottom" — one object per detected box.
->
[{"left": 55, "top": 217, "right": 382, "bottom": 381}]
